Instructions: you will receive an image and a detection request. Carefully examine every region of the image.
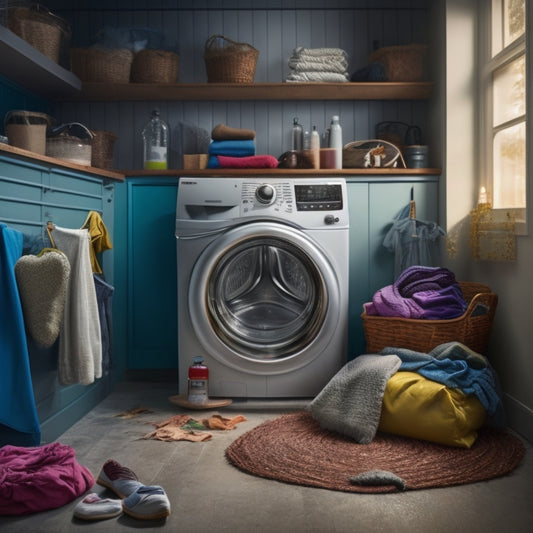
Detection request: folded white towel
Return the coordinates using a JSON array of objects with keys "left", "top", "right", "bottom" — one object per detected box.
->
[
  {"left": 291, "top": 46, "right": 348, "bottom": 59},
  {"left": 285, "top": 71, "right": 349, "bottom": 82},
  {"left": 288, "top": 57, "right": 348, "bottom": 73}
]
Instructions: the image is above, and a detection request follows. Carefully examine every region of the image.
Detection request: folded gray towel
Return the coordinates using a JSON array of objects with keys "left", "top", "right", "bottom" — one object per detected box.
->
[{"left": 309, "top": 354, "right": 401, "bottom": 444}]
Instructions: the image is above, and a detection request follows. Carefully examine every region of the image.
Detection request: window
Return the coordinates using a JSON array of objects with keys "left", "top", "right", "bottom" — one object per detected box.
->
[{"left": 480, "top": 0, "right": 527, "bottom": 230}]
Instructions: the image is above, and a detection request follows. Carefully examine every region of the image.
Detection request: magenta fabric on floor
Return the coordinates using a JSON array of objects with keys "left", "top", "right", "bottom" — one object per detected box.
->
[{"left": 0, "top": 442, "right": 94, "bottom": 515}]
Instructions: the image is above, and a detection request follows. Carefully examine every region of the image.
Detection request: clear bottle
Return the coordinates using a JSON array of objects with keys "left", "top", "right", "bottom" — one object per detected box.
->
[
  {"left": 329, "top": 115, "right": 343, "bottom": 169},
  {"left": 292, "top": 117, "right": 303, "bottom": 151},
  {"left": 310, "top": 126, "right": 320, "bottom": 169},
  {"left": 142, "top": 109, "right": 169, "bottom": 170},
  {"left": 188, "top": 356, "right": 209, "bottom": 404}
]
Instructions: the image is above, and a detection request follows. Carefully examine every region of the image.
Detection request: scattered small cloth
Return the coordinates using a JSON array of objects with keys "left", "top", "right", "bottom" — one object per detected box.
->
[
  {"left": 349, "top": 470, "right": 406, "bottom": 491},
  {"left": 114, "top": 407, "right": 153, "bottom": 419},
  {"left": 142, "top": 414, "right": 247, "bottom": 442},
  {"left": 211, "top": 123, "right": 256, "bottom": 140},
  {"left": 214, "top": 155, "right": 279, "bottom": 169},
  {"left": 15, "top": 248, "right": 71, "bottom": 348}
]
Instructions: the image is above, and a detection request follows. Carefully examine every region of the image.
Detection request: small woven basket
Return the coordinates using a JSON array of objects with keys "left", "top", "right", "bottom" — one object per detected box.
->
[
  {"left": 204, "top": 34, "right": 259, "bottom": 83},
  {"left": 8, "top": 5, "right": 71, "bottom": 66},
  {"left": 90, "top": 130, "right": 118, "bottom": 169},
  {"left": 131, "top": 49, "right": 180, "bottom": 83},
  {"left": 369, "top": 44, "right": 427, "bottom": 82},
  {"left": 71, "top": 48, "right": 133, "bottom": 83},
  {"left": 361, "top": 282, "right": 498, "bottom": 355}
]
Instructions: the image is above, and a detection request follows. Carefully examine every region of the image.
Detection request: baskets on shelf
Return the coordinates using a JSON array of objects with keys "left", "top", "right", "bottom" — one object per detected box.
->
[
  {"left": 8, "top": 4, "right": 71, "bottom": 67},
  {"left": 204, "top": 34, "right": 259, "bottom": 83},
  {"left": 131, "top": 49, "right": 180, "bottom": 83},
  {"left": 361, "top": 282, "right": 498, "bottom": 355},
  {"left": 90, "top": 130, "right": 117, "bottom": 169},
  {"left": 369, "top": 44, "right": 427, "bottom": 82},
  {"left": 71, "top": 48, "right": 134, "bottom": 83}
]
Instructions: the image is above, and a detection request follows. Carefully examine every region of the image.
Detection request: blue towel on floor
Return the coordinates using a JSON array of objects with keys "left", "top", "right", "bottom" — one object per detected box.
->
[{"left": 0, "top": 224, "right": 41, "bottom": 446}]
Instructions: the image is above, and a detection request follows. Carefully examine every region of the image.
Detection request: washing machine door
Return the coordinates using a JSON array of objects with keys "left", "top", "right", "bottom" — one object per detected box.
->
[{"left": 188, "top": 221, "right": 341, "bottom": 375}]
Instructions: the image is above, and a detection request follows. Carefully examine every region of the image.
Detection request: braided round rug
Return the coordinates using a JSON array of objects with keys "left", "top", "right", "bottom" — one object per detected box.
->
[{"left": 225, "top": 411, "right": 525, "bottom": 493}]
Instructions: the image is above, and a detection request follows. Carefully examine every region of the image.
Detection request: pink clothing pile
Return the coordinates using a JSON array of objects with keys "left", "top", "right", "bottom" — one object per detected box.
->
[{"left": 0, "top": 442, "right": 94, "bottom": 515}]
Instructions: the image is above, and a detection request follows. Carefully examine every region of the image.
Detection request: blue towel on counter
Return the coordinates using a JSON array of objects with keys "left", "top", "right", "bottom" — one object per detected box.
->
[
  {"left": 381, "top": 342, "right": 505, "bottom": 425},
  {"left": 208, "top": 140, "right": 256, "bottom": 157},
  {"left": 0, "top": 223, "right": 41, "bottom": 446}
]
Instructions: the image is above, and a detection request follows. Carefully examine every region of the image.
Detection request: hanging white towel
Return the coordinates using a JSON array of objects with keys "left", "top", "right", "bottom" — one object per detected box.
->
[{"left": 51, "top": 226, "right": 102, "bottom": 385}]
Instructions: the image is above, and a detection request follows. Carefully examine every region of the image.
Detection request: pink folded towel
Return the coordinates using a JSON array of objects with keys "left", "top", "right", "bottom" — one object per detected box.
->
[{"left": 217, "top": 155, "right": 279, "bottom": 168}]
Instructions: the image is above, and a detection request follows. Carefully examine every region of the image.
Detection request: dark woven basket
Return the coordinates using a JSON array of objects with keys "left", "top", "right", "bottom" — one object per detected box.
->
[
  {"left": 204, "top": 34, "right": 259, "bottom": 83},
  {"left": 90, "top": 130, "right": 117, "bottom": 169},
  {"left": 8, "top": 5, "right": 71, "bottom": 66},
  {"left": 71, "top": 48, "right": 133, "bottom": 83},
  {"left": 361, "top": 281, "right": 498, "bottom": 355},
  {"left": 131, "top": 49, "right": 180, "bottom": 83},
  {"left": 369, "top": 44, "right": 427, "bottom": 82}
]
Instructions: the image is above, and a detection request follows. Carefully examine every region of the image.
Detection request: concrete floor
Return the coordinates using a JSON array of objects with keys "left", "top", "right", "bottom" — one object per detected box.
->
[{"left": 1, "top": 381, "right": 533, "bottom": 533}]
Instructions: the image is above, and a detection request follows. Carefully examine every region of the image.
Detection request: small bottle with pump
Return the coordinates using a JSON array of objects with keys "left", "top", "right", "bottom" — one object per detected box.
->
[
  {"left": 329, "top": 115, "right": 343, "bottom": 169},
  {"left": 292, "top": 117, "right": 303, "bottom": 151},
  {"left": 142, "top": 109, "right": 169, "bottom": 170},
  {"left": 188, "top": 356, "right": 209, "bottom": 404}
]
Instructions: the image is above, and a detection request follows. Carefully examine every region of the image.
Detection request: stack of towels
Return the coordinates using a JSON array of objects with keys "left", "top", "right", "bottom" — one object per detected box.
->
[
  {"left": 286, "top": 47, "right": 349, "bottom": 82},
  {"left": 207, "top": 124, "right": 278, "bottom": 169}
]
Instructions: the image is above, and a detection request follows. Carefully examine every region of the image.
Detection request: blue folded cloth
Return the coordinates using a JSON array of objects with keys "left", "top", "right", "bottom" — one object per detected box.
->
[{"left": 208, "top": 140, "right": 256, "bottom": 157}]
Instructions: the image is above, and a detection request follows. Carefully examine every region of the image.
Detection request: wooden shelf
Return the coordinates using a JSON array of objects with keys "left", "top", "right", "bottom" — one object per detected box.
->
[
  {"left": 124, "top": 168, "right": 441, "bottom": 178},
  {"left": 0, "top": 26, "right": 81, "bottom": 98},
  {"left": 63, "top": 81, "right": 434, "bottom": 102},
  {"left": 0, "top": 143, "right": 124, "bottom": 182}
]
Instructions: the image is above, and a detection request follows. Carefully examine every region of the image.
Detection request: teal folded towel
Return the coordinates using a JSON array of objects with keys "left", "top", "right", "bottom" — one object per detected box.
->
[{"left": 208, "top": 140, "right": 256, "bottom": 157}]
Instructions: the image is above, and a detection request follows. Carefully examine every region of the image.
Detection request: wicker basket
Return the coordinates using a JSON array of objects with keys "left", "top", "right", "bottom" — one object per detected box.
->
[
  {"left": 204, "top": 34, "right": 259, "bottom": 83},
  {"left": 91, "top": 130, "right": 118, "bottom": 169},
  {"left": 8, "top": 5, "right": 71, "bottom": 66},
  {"left": 361, "top": 282, "right": 498, "bottom": 355},
  {"left": 5, "top": 110, "right": 53, "bottom": 155},
  {"left": 71, "top": 48, "right": 134, "bottom": 83},
  {"left": 131, "top": 49, "right": 180, "bottom": 83},
  {"left": 369, "top": 44, "right": 427, "bottom": 82}
]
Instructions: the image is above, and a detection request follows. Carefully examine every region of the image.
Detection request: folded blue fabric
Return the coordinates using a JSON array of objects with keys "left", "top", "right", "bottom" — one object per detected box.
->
[
  {"left": 0, "top": 224, "right": 41, "bottom": 446},
  {"left": 208, "top": 140, "right": 256, "bottom": 157},
  {"left": 381, "top": 342, "right": 504, "bottom": 422}
]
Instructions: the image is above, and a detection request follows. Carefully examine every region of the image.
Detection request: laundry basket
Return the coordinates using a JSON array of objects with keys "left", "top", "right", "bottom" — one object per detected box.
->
[{"left": 361, "top": 282, "right": 498, "bottom": 355}]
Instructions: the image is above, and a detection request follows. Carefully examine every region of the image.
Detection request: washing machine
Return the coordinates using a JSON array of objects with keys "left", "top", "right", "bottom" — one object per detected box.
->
[{"left": 175, "top": 176, "right": 349, "bottom": 398}]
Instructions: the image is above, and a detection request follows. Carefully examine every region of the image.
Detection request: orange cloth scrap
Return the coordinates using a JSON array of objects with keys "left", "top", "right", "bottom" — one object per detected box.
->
[{"left": 142, "top": 414, "right": 247, "bottom": 442}]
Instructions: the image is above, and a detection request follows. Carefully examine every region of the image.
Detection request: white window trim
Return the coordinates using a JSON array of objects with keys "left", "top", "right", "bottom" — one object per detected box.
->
[{"left": 478, "top": 1, "right": 529, "bottom": 235}]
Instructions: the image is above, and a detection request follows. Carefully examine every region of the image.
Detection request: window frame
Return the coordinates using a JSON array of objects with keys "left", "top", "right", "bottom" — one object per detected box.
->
[{"left": 478, "top": 0, "right": 529, "bottom": 235}]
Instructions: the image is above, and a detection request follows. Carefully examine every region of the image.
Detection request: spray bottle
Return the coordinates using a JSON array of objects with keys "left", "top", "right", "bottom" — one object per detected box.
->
[{"left": 188, "top": 356, "right": 209, "bottom": 404}]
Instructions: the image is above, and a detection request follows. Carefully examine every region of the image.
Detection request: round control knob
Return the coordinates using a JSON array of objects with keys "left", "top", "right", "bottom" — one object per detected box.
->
[
  {"left": 324, "top": 214, "right": 339, "bottom": 225},
  {"left": 256, "top": 184, "right": 276, "bottom": 204}
]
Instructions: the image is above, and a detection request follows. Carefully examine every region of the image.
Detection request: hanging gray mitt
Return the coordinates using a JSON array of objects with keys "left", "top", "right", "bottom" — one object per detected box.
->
[{"left": 15, "top": 248, "right": 71, "bottom": 348}]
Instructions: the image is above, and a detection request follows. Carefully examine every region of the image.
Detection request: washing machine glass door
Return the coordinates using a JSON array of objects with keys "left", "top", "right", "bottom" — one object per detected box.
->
[{"left": 189, "top": 222, "right": 339, "bottom": 371}]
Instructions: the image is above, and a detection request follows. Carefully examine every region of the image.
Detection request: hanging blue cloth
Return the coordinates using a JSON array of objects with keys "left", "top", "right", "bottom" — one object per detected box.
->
[{"left": 0, "top": 223, "right": 41, "bottom": 446}]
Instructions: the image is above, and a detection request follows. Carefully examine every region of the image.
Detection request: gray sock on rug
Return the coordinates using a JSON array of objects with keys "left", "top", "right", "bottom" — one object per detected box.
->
[{"left": 349, "top": 469, "right": 406, "bottom": 491}]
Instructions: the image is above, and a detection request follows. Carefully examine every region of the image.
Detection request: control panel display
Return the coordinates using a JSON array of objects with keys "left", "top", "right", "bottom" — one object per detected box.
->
[{"left": 294, "top": 184, "right": 343, "bottom": 211}]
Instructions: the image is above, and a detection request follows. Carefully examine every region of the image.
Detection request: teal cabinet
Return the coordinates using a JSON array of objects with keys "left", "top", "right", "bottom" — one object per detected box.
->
[
  {"left": 0, "top": 154, "right": 115, "bottom": 443},
  {"left": 115, "top": 176, "right": 439, "bottom": 371},
  {"left": 113, "top": 178, "right": 179, "bottom": 374}
]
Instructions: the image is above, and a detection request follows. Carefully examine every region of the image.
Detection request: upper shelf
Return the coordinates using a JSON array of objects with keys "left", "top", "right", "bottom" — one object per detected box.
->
[
  {"left": 0, "top": 25, "right": 81, "bottom": 98},
  {"left": 62, "top": 81, "right": 434, "bottom": 102}
]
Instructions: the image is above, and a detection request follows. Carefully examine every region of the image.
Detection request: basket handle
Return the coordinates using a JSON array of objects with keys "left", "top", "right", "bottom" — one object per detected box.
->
[
  {"left": 204, "top": 34, "right": 257, "bottom": 51},
  {"left": 463, "top": 292, "right": 497, "bottom": 320}
]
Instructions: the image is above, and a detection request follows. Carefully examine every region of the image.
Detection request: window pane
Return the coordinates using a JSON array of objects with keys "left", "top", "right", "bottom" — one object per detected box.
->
[
  {"left": 504, "top": 0, "right": 525, "bottom": 46},
  {"left": 492, "top": 0, "right": 525, "bottom": 55},
  {"left": 493, "top": 55, "right": 526, "bottom": 126},
  {"left": 493, "top": 122, "right": 526, "bottom": 208}
]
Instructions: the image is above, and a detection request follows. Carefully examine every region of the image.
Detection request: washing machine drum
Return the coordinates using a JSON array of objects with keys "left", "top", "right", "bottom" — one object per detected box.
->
[{"left": 188, "top": 222, "right": 341, "bottom": 374}]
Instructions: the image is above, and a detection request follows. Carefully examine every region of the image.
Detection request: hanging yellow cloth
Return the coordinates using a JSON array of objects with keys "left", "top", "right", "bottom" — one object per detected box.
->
[{"left": 81, "top": 211, "right": 113, "bottom": 273}]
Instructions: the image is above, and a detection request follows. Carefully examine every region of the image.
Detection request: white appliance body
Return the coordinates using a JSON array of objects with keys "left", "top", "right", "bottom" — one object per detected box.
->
[{"left": 176, "top": 177, "right": 349, "bottom": 398}]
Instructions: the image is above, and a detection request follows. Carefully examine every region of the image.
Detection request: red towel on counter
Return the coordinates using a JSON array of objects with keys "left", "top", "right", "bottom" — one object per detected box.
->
[
  {"left": 0, "top": 442, "right": 94, "bottom": 515},
  {"left": 217, "top": 155, "right": 279, "bottom": 168}
]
